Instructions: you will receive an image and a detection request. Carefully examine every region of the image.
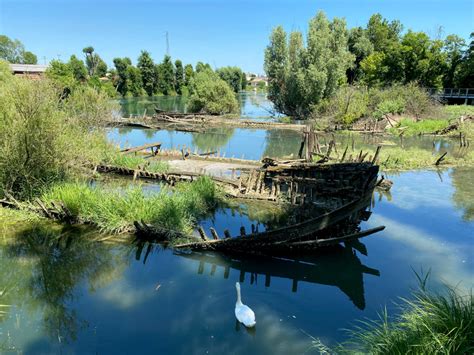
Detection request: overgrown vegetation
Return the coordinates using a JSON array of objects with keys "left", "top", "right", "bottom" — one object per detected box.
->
[
  {"left": 0, "top": 65, "right": 115, "bottom": 199},
  {"left": 308, "top": 274, "right": 473, "bottom": 354},
  {"left": 265, "top": 11, "right": 473, "bottom": 119},
  {"left": 387, "top": 119, "right": 449, "bottom": 137},
  {"left": 188, "top": 70, "right": 239, "bottom": 114},
  {"left": 41, "top": 177, "right": 222, "bottom": 235}
]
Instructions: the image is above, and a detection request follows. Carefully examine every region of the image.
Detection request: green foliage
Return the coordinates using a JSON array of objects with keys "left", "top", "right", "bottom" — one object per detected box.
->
[
  {"left": 388, "top": 118, "right": 449, "bottom": 136},
  {"left": 0, "top": 35, "right": 37, "bottom": 64},
  {"left": 319, "top": 86, "right": 369, "bottom": 125},
  {"left": 184, "top": 63, "right": 194, "bottom": 87},
  {"left": 188, "top": 70, "right": 239, "bottom": 114},
  {"left": 0, "top": 59, "right": 13, "bottom": 83},
  {"left": 46, "top": 59, "right": 77, "bottom": 91},
  {"left": 442, "top": 105, "right": 474, "bottom": 120},
  {"left": 216, "top": 66, "right": 244, "bottom": 93},
  {"left": 337, "top": 280, "right": 473, "bottom": 354},
  {"left": 82, "top": 46, "right": 107, "bottom": 77},
  {"left": 454, "top": 32, "right": 474, "bottom": 87},
  {"left": 137, "top": 50, "right": 156, "bottom": 96},
  {"left": 113, "top": 57, "right": 131, "bottom": 96},
  {"left": 41, "top": 177, "right": 222, "bottom": 235},
  {"left": 125, "top": 65, "right": 144, "bottom": 97},
  {"left": 0, "top": 77, "right": 110, "bottom": 199},
  {"left": 264, "top": 11, "right": 354, "bottom": 118},
  {"left": 195, "top": 62, "right": 212, "bottom": 73},
  {"left": 175, "top": 59, "right": 184, "bottom": 95},
  {"left": 101, "top": 150, "right": 169, "bottom": 173},
  {"left": 157, "top": 55, "right": 175, "bottom": 95},
  {"left": 68, "top": 55, "right": 88, "bottom": 82}
]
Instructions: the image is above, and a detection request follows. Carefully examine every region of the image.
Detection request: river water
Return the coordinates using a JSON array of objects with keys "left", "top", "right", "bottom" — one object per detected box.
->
[{"left": 0, "top": 95, "right": 472, "bottom": 354}]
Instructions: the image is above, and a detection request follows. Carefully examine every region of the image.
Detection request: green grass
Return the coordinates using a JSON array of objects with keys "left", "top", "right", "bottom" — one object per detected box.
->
[
  {"left": 388, "top": 118, "right": 450, "bottom": 136},
  {"left": 40, "top": 176, "right": 222, "bottom": 236},
  {"left": 309, "top": 274, "right": 473, "bottom": 354},
  {"left": 101, "top": 151, "right": 169, "bottom": 172},
  {"left": 442, "top": 105, "right": 474, "bottom": 120},
  {"left": 352, "top": 146, "right": 474, "bottom": 171}
]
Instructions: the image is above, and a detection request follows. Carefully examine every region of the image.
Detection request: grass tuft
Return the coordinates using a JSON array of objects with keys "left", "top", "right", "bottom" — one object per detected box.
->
[{"left": 40, "top": 176, "right": 222, "bottom": 236}]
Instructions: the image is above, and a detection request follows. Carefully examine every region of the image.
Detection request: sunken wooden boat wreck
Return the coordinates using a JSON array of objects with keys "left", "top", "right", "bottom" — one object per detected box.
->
[{"left": 135, "top": 193, "right": 385, "bottom": 255}]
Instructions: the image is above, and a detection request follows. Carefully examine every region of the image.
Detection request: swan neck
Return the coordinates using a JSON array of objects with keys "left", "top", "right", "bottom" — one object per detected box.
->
[{"left": 236, "top": 286, "right": 242, "bottom": 305}]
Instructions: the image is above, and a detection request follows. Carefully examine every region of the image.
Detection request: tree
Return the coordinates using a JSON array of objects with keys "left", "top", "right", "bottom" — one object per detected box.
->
[
  {"left": 454, "top": 33, "right": 474, "bottom": 87},
  {"left": 347, "top": 27, "right": 373, "bottom": 83},
  {"left": 240, "top": 72, "right": 247, "bottom": 90},
  {"left": 443, "top": 35, "right": 466, "bottom": 87},
  {"left": 68, "top": 55, "right": 87, "bottom": 82},
  {"left": 137, "top": 50, "right": 156, "bottom": 96},
  {"left": 157, "top": 55, "right": 175, "bottom": 95},
  {"left": 264, "top": 11, "right": 354, "bottom": 118},
  {"left": 82, "top": 46, "right": 107, "bottom": 77},
  {"left": 0, "top": 35, "right": 38, "bottom": 64},
  {"left": 175, "top": 59, "right": 184, "bottom": 94},
  {"left": 184, "top": 64, "right": 194, "bottom": 86},
  {"left": 22, "top": 51, "right": 37, "bottom": 64},
  {"left": 195, "top": 62, "right": 212, "bottom": 73},
  {"left": 216, "top": 66, "right": 244, "bottom": 93},
  {"left": 188, "top": 69, "right": 239, "bottom": 114},
  {"left": 45, "top": 60, "right": 76, "bottom": 91},
  {"left": 113, "top": 57, "right": 132, "bottom": 96},
  {"left": 126, "top": 65, "right": 144, "bottom": 97}
]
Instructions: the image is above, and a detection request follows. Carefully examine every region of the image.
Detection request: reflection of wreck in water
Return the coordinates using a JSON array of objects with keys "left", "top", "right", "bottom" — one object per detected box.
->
[{"left": 174, "top": 246, "right": 379, "bottom": 310}]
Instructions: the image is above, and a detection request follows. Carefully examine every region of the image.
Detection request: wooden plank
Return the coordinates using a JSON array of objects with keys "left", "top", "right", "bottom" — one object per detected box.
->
[{"left": 120, "top": 142, "right": 162, "bottom": 154}]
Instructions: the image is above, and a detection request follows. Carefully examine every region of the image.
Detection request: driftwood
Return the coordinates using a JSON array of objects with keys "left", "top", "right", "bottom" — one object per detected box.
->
[{"left": 120, "top": 142, "right": 162, "bottom": 155}]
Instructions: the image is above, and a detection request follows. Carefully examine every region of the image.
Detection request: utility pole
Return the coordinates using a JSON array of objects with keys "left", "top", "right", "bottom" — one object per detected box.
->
[{"left": 165, "top": 31, "right": 170, "bottom": 56}]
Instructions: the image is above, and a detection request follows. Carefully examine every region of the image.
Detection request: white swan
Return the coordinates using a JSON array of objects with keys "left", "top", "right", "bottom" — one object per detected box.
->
[{"left": 235, "top": 282, "right": 256, "bottom": 328}]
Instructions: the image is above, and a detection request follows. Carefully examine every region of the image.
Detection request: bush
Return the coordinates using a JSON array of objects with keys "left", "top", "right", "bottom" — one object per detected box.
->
[
  {"left": 188, "top": 70, "right": 239, "bottom": 115},
  {"left": 319, "top": 86, "right": 369, "bottom": 125},
  {"left": 0, "top": 77, "right": 110, "bottom": 199}
]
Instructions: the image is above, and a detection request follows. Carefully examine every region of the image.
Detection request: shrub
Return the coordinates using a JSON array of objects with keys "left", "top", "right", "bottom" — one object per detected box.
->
[
  {"left": 320, "top": 86, "right": 369, "bottom": 125},
  {"left": 0, "top": 77, "right": 110, "bottom": 199},
  {"left": 188, "top": 70, "right": 239, "bottom": 114}
]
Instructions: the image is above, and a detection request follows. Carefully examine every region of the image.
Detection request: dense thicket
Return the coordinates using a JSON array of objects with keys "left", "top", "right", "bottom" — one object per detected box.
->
[
  {"left": 265, "top": 11, "right": 474, "bottom": 118},
  {"left": 0, "top": 61, "right": 115, "bottom": 199}
]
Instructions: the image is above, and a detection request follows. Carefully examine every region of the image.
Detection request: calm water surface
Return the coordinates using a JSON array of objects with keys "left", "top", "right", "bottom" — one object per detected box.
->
[
  {"left": 1, "top": 94, "right": 473, "bottom": 353},
  {"left": 119, "top": 92, "right": 278, "bottom": 120}
]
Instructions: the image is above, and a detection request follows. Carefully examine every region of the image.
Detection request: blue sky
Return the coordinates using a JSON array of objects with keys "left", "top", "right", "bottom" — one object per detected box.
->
[{"left": 1, "top": 0, "right": 473, "bottom": 73}]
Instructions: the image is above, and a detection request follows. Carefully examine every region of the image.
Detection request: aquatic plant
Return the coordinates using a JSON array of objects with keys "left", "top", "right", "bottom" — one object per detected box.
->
[
  {"left": 41, "top": 177, "right": 223, "bottom": 235},
  {"left": 309, "top": 275, "right": 473, "bottom": 354}
]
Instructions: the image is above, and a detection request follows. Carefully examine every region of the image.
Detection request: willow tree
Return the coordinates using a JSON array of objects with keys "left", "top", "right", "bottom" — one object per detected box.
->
[{"left": 264, "top": 11, "right": 354, "bottom": 118}]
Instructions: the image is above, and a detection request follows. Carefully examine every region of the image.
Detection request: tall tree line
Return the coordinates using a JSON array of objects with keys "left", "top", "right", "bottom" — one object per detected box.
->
[{"left": 265, "top": 11, "right": 474, "bottom": 117}]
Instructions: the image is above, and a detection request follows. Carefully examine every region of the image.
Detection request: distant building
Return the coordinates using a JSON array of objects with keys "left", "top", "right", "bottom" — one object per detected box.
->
[
  {"left": 248, "top": 75, "right": 268, "bottom": 89},
  {"left": 9, "top": 63, "right": 48, "bottom": 79}
]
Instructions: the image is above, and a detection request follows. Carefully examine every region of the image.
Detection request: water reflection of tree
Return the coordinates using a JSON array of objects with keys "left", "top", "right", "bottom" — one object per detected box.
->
[
  {"left": 1, "top": 224, "right": 128, "bottom": 343},
  {"left": 262, "top": 130, "right": 302, "bottom": 158},
  {"left": 450, "top": 168, "right": 474, "bottom": 221},
  {"left": 191, "top": 128, "right": 235, "bottom": 152}
]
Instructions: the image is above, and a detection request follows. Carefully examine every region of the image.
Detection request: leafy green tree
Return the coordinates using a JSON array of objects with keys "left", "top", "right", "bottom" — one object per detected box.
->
[
  {"left": 443, "top": 35, "right": 466, "bottom": 87},
  {"left": 195, "top": 62, "right": 212, "bottom": 73},
  {"left": 347, "top": 27, "right": 373, "bottom": 83},
  {"left": 137, "top": 50, "right": 156, "bottom": 96},
  {"left": 175, "top": 59, "right": 184, "bottom": 94},
  {"left": 216, "top": 66, "right": 244, "bottom": 92},
  {"left": 68, "top": 55, "right": 87, "bottom": 82},
  {"left": 82, "top": 46, "right": 107, "bottom": 77},
  {"left": 0, "top": 35, "right": 38, "bottom": 64},
  {"left": 22, "top": 51, "right": 37, "bottom": 64},
  {"left": 366, "top": 13, "right": 403, "bottom": 53},
  {"left": 113, "top": 57, "right": 131, "bottom": 96},
  {"left": 184, "top": 64, "right": 194, "bottom": 86},
  {"left": 454, "top": 33, "right": 474, "bottom": 87},
  {"left": 240, "top": 71, "right": 247, "bottom": 90},
  {"left": 157, "top": 55, "right": 175, "bottom": 95},
  {"left": 264, "top": 11, "right": 354, "bottom": 118},
  {"left": 401, "top": 31, "right": 446, "bottom": 88},
  {"left": 188, "top": 69, "right": 239, "bottom": 114},
  {"left": 45, "top": 60, "right": 76, "bottom": 90},
  {"left": 126, "top": 65, "right": 144, "bottom": 97}
]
